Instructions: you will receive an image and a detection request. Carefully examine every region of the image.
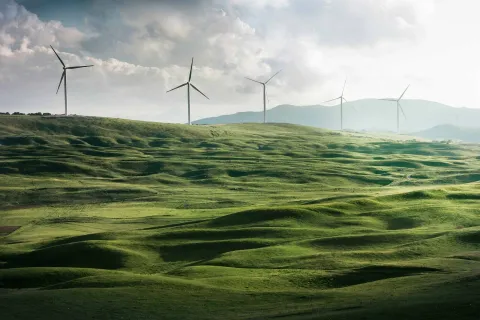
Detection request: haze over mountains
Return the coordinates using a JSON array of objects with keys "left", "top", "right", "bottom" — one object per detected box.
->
[
  {"left": 194, "top": 99, "right": 480, "bottom": 135},
  {"left": 414, "top": 125, "right": 480, "bottom": 143}
]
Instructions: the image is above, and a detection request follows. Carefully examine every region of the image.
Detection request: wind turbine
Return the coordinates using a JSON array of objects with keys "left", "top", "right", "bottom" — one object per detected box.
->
[
  {"left": 380, "top": 85, "right": 410, "bottom": 134},
  {"left": 323, "top": 78, "right": 349, "bottom": 130},
  {"left": 245, "top": 70, "right": 282, "bottom": 124},
  {"left": 166, "top": 58, "right": 209, "bottom": 125},
  {"left": 50, "top": 45, "right": 94, "bottom": 116}
]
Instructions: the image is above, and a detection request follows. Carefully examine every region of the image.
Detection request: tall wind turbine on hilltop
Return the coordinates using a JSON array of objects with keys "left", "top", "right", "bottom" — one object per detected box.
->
[
  {"left": 51, "top": 46, "right": 94, "bottom": 116},
  {"left": 379, "top": 85, "right": 410, "bottom": 134},
  {"left": 166, "top": 58, "right": 210, "bottom": 125},
  {"left": 245, "top": 70, "right": 282, "bottom": 124},
  {"left": 323, "top": 78, "right": 352, "bottom": 131}
]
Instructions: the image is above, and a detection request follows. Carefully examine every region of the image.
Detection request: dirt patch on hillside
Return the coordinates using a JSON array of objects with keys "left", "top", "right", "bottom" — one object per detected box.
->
[{"left": 0, "top": 226, "right": 21, "bottom": 235}]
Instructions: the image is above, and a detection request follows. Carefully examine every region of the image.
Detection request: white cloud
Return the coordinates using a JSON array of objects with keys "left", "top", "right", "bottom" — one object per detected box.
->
[
  {"left": 0, "top": 1, "right": 172, "bottom": 118},
  {"left": 230, "top": 0, "right": 290, "bottom": 9},
  {"left": 3, "top": 0, "right": 480, "bottom": 124},
  {"left": 0, "top": 0, "right": 87, "bottom": 50}
]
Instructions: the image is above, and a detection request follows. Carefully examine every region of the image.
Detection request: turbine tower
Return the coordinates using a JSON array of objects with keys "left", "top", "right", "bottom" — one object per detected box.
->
[
  {"left": 51, "top": 45, "right": 94, "bottom": 116},
  {"left": 380, "top": 85, "right": 410, "bottom": 134},
  {"left": 245, "top": 70, "right": 282, "bottom": 124},
  {"left": 323, "top": 78, "right": 349, "bottom": 130},
  {"left": 166, "top": 58, "right": 209, "bottom": 125}
]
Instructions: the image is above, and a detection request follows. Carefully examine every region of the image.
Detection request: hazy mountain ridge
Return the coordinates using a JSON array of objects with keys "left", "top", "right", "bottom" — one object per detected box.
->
[
  {"left": 194, "top": 99, "right": 480, "bottom": 133},
  {"left": 413, "top": 124, "right": 480, "bottom": 143}
]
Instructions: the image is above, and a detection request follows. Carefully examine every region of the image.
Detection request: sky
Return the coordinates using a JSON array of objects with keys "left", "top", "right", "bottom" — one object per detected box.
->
[{"left": 1, "top": 0, "right": 479, "bottom": 123}]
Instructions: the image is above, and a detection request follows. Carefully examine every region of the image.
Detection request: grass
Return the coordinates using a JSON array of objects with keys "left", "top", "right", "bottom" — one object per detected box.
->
[{"left": 0, "top": 115, "right": 479, "bottom": 319}]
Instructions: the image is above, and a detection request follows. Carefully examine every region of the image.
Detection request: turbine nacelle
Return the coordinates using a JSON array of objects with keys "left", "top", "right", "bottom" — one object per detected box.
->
[
  {"left": 379, "top": 84, "right": 410, "bottom": 121},
  {"left": 245, "top": 69, "right": 282, "bottom": 87},
  {"left": 166, "top": 57, "right": 210, "bottom": 125},
  {"left": 323, "top": 78, "right": 356, "bottom": 130},
  {"left": 378, "top": 85, "right": 410, "bottom": 133},
  {"left": 323, "top": 96, "right": 346, "bottom": 104},
  {"left": 50, "top": 45, "right": 94, "bottom": 115},
  {"left": 245, "top": 70, "right": 282, "bottom": 124},
  {"left": 323, "top": 78, "right": 350, "bottom": 105},
  {"left": 166, "top": 57, "right": 210, "bottom": 99}
]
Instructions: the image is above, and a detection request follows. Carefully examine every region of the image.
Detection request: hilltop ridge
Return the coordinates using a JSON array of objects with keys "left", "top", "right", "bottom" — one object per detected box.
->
[{"left": 1, "top": 115, "right": 478, "bottom": 210}]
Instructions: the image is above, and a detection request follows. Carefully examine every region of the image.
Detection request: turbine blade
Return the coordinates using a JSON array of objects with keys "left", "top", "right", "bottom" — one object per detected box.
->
[
  {"left": 245, "top": 77, "right": 264, "bottom": 85},
  {"left": 50, "top": 45, "right": 65, "bottom": 67},
  {"left": 342, "top": 78, "right": 347, "bottom": 96},
  {"left": 189, "top": 57, "right": 194, "bottom": 82},
  {"left": 265, "top": 69, "right": 282, "bottom": 84},
  {"left": 166, "top": 82, "right": 188, "bottom": 93},
  {"left": 66, "top": 65, "right": 94, "bottom": 70},
  {"left": 399, "top": 102, "right": 407, "bottom": 120},
  {"left": 342, "top": 97, "right": 348, "bottom": 102},
  {"left": 399, "top": 84, "right": 410, "bottom": 100},
  {"left": 56, "top": 71, "right": 65, "bottom": 94},
  {"left": 323, "top": 97, "right": 341, "bottom": 104},
  {"left": 190, "top": 83, "right": 210, "bottom": 100}
]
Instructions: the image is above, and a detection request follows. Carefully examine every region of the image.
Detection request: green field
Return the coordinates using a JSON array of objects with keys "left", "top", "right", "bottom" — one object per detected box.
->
[{"left": 1, "top": 116, "right": 479, "bottom": 319}]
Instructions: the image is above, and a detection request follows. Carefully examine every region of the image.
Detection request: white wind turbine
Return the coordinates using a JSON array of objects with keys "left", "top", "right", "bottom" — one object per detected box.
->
[
  {"left": 51, "top": 45, "right": 94, "bottom": 116},
  {"left": 380, "top": 85, "right": 410, "bottom": 134},
  {"left": 323, "top": 78, "right": 351, "bottom": 131},
  {"left": 166, "top": 58, "right": 209, "bottom": 125},
  {"left": 245, "top": 70, "right": 282, "bottom": 124}
]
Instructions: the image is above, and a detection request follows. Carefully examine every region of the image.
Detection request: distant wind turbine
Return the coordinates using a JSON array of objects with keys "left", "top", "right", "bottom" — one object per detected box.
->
[
  {"left": 166, "top": 58, "right": 209, "bottom": 125},
  {"left": 51, "top": 45, "right": 94, "bottom": 116},
  {"left": 380, "top": 85, "right": 410, "bottom": 134},
  {"left": 323, "top": 78, "right": 351, "bottom": 131},
  {"left": 245, "top": 70, "right": 282, "bottom": 124}
]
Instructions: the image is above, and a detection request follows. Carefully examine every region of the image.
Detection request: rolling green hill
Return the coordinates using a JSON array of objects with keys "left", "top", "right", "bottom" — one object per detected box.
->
[
  {"left": 193, "top": 99, "right": 480, "bottom": 133},
  {"left": 1, "top": 116, "right": 479, "bottom": 320}
]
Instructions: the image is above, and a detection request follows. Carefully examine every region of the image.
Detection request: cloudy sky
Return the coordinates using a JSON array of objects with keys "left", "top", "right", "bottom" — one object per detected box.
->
[{"left": 0, "top": 0, "right": 479, "bottom": 123}]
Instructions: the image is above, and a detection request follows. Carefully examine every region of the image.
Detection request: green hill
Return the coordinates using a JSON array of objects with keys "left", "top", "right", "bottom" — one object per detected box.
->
[
  {"left": 193, "top": 99, "right": 480, "bottom": 133},
  {"left": 1, "top": 116, "right": 479, "bottom": 320}
]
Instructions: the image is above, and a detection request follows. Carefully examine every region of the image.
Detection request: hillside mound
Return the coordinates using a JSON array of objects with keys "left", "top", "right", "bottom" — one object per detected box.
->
[
  {"left": 5, "top": 241, "right": 147, "bottom": 270},
  {"left": 207, "top": 208, "right": 335, "bottom": 228}
]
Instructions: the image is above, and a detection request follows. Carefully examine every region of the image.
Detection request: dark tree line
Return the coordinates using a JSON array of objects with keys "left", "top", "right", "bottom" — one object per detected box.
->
[{"left": 0, "top": 112, "right": 52, "bottom": 116}]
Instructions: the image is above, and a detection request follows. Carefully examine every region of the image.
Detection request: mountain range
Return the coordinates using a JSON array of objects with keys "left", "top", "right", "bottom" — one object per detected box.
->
[
  {"left": 413, "top": 124, "right": 480, "bottom": 143},
  {"left": 194, "top": 99, "right": 480, "bottom": 135}
]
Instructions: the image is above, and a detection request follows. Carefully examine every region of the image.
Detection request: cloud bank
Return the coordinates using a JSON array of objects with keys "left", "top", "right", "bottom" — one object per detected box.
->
[{"left": 3, "top": 0, "right": 476, "bottom": 123}]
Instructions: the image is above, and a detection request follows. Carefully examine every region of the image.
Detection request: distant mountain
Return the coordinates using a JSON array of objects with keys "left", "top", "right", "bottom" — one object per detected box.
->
[
  {"left": 193, "top": 99, "right": 480, "bottom": 133},
  {"left": 413, "top": 124, "right": 480, "bottom": 143}
]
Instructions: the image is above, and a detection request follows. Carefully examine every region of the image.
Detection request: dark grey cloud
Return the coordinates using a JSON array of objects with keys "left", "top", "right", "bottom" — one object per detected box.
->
[
  {"left": 14, "top": 0, "right": 432, "bottom": 69},
  {"left": 1, "top": 0, "right": 440, "bottom": 122}
]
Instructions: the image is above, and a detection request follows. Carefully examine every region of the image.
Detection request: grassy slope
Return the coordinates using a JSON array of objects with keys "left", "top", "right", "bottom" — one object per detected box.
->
[{"left": 0, "top": 116, "right": 479, "bottom": 320}]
